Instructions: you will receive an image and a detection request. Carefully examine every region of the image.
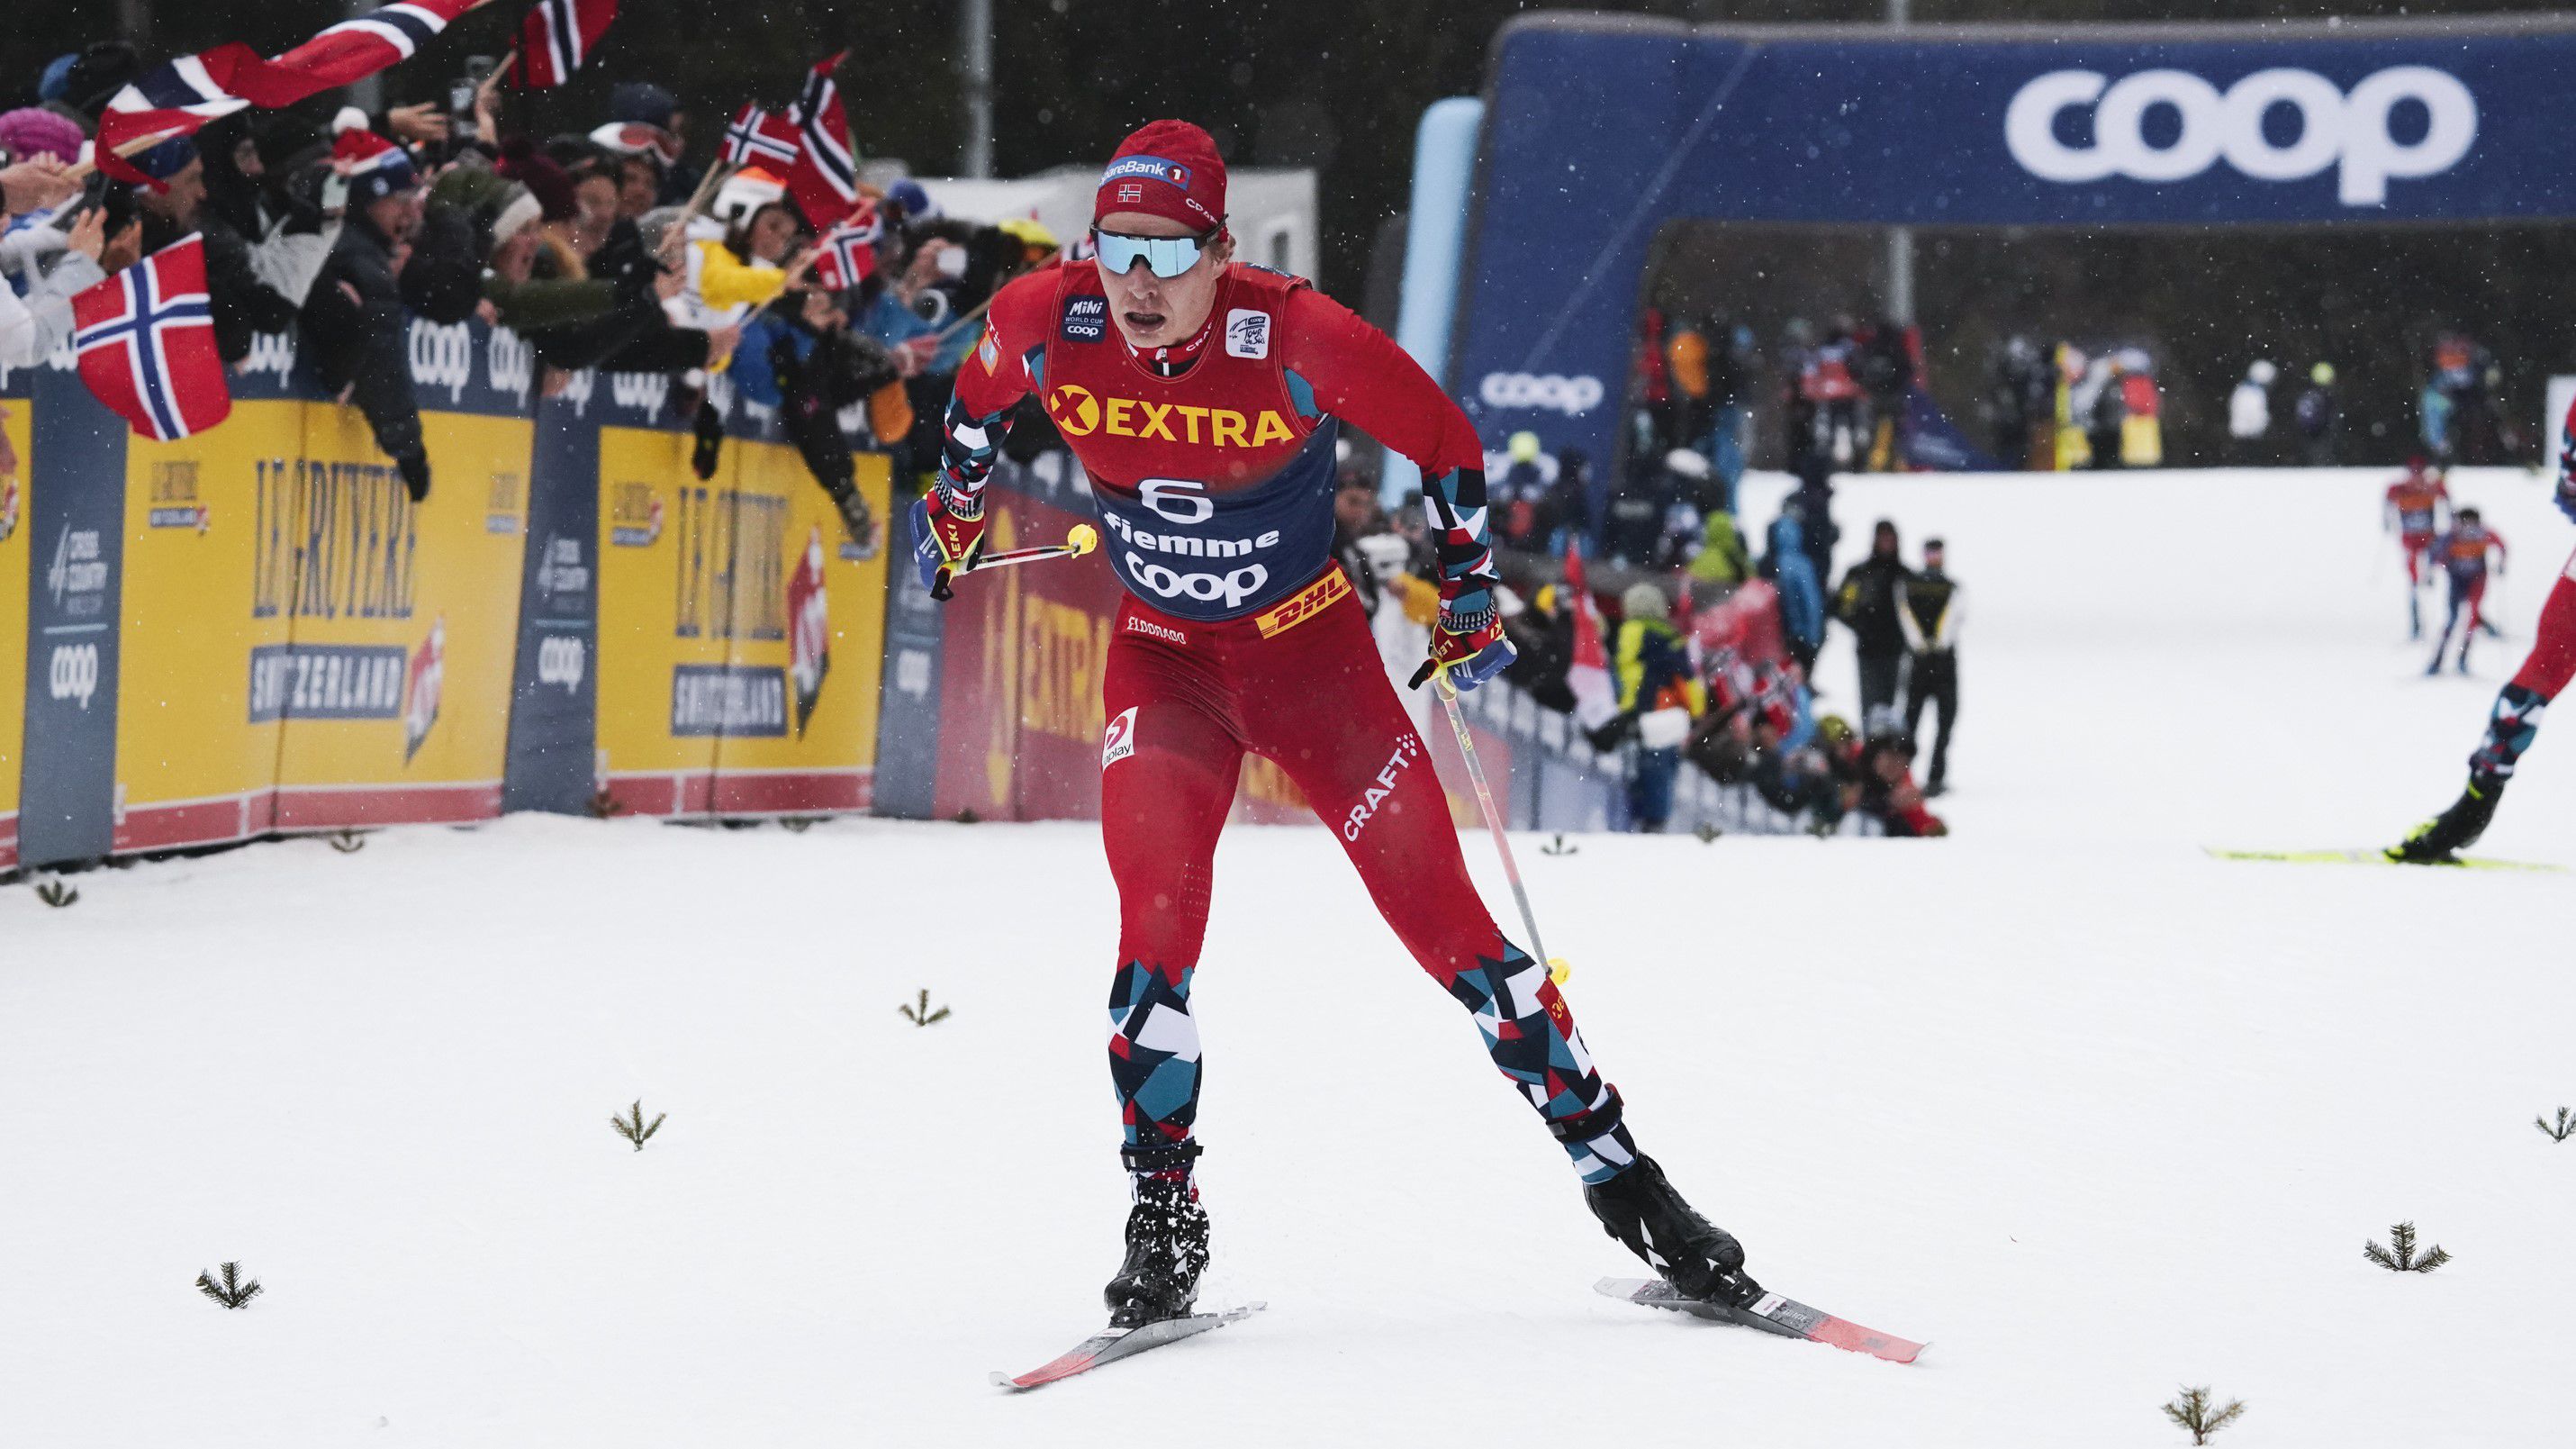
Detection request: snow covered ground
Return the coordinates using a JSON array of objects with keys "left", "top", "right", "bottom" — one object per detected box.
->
[{"left": 5, "top": 467, "right": 2571, "bottom": 1447}]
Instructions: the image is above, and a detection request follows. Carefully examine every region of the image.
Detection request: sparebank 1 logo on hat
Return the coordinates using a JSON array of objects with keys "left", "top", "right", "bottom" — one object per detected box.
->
[
  {"left": 1103, "top": 155, "right": 1191, "bottom": 188},
  {"left": 2005, "top": 65, "right": 2477, "bottom": 204}
]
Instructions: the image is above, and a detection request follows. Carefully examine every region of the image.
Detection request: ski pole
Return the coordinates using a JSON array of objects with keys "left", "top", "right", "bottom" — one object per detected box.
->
[
  {"left": 932, "top": 524, "right": 1100, "bottom": 599},
  {"left": 1431, "top": 669, "right": 1571, "bottom": 985}
]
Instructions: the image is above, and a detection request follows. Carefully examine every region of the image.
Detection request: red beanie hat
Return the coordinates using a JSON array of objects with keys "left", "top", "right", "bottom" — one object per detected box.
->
[{"left": 1095, "top": 120, "right": 1227, "bottom": 234}]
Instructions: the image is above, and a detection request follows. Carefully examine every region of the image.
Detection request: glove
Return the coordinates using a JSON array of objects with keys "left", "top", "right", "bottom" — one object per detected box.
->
[
  {"left": 395, "top": 451, "right": 431, "bottom": 503},
  {"left": 909, "top": 484, "right": 985, "bottom": 600},
  {"left": 1408, "top": 584, "right": 1516, "bottom": 691}
]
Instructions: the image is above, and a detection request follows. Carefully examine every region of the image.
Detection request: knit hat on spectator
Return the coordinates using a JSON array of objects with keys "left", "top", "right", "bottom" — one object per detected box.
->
[
  {"left": 0, "top": 108, "right": 84, "bottom": 167},
  {"left": 431, "top": 167, "right": 541, "bottom": 257},
  {"left": 498, "top": 139, "right": 577, "bottom": 223},
  {"left": 333, "top": 111, "right": 419, "bottom": 203},
  {"left": 610, "top": 82, "right": 681, "bottom": 131},
  {"left": 1622, "top": 581, "right": 1670, "bottom": 621},
  {"left": 126, "top": 134, "right": 202, "bottom": 193},
  {"left": 1094, "top": 120, "right": 1225, "bottom": 234}
]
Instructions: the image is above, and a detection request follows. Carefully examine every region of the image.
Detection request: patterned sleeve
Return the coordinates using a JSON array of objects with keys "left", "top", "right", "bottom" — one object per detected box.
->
[{"left": 935, "top": 267, "right": 1055, "bottom": 517}]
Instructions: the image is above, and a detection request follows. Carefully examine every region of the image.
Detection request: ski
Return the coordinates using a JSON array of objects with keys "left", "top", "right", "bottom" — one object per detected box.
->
[
  {"left": 2205, "top": 847, "right": 2564, "bottom": 873},
  {"left": 1595, "top": 1278, "right": 1925, "bottom": 1364},
  {"left": 990, "top": 1302, "right": 1262, "bottom": 1390}
]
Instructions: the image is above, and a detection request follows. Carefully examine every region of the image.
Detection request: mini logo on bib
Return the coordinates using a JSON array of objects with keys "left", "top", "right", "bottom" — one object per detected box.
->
[{"left": 1062, "top": 294, "right": 1107, "bottom": 343}]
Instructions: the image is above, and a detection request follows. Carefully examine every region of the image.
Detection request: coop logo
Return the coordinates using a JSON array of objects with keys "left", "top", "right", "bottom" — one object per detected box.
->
[
  {"left": 240, "top": 331, "right": 298, "bottom": 380},
  {"left": 48, "top": 642, "right": 99, "bottom": 710},
  {"left": 1342, "top": 732, "right": 1423, "bottom": 840},
  {"left": 1479, "top": 372, "right": 1604, "bottom": 416},
  {"left": 408, "top": 321, "right": 476, "bottom": 403},
  {"left": 610, "top": 370, "right": 668, "bottom": 422},
  {"left": 536, "top": 634, "right": 585, "bottom": 693},
  {"left": 488, "top": 327, "right": 533, "bottom": 405},
  {"left": 1101, "top": 706, "right": 1138, "bottom": 768},
  {"left": 2004, "top": 66, "right": 2477, "bottom": 205}
]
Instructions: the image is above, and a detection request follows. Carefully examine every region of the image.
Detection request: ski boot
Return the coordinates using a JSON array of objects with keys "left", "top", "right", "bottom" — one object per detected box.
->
[
  {"left": 1581, "top": 1153, "right": 1760, "bottom": 1309},
  {"left": 1105, "top": 1142, "right": 1210, "bottom": 1328},
  {"left": 2388, "top": 775, "right": 2504, "bottom": 863}
]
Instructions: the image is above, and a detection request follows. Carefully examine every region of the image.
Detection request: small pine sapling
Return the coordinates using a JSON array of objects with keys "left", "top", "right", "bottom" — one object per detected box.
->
[
  {"left": 33, "top": 876, "right": 77, "bottom": 908},
  {"left": 196, "top": 1262, "right": 263, "bottom": 1309},
  {"left": 2538, "top": 1108, "right": 2574, "bottom": 1143},
  {"left": 610, "top": 1100, "right": 664, "bottom": 1151},
  {"left": 585, "top": 790, "right": 628, "bottom": 819},
  {"left": 780, "top": 817, "right": 815, "bottom": 833},
  {"left": 2364, "top": 1220, "right": 2451, "bottom": 1272},
  {"left": 1694, "top": 822, "right": 1722, "bottom": 843},
  {"left": 952, "top": 808, "right": 982, "bottom": 824},
  {"left": 1539, "top": 833, "right": 1578, "bottom": 856},
  {"left": 2161, "top": 1386, "right": 2246, "bottom": 1444},
  {"left": 328, "top": 829, "right": 367, "bottom": 853},
  {"left": 899, "top": 989, "right": 952, "bottom": 1028}
]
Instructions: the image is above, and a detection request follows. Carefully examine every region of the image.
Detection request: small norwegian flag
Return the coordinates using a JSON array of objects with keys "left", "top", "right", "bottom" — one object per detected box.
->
[
  {"left": 787, "top": 527, "right": 831, "bottom": 737},
  {"left": 515, "top": 0, "right": 619, "bottom": 89},
  {"left": 71, "top": 236, "right": 232, "bottom": 441},
  {"left": 720, "top": 103, "right": 800, "bottom": 169},
  {"left": 787, "top": 52, "right": 859, "bottom": 228},
  {"left": 95, "top": 0, "right": 481, "bottom": 184},
  {"left": 809, "top": 200, "right": 883, "bottom": 291}
]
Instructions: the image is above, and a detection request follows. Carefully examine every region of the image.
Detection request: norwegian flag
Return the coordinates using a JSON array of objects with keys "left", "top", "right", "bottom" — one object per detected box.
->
[
  {"left": 786, "top": 527, "right": 830, "bottom": 737},
  {"left": 719, "top": 103, "right": 800, "bottom": 169},
  {"left": 809, "top": 200, "right": 882, "bottom": 291},
  {"left": 786, "top": 52, "right": 859, "bottom": 228},
  {"left": 514, "top": 0, "right": 618, "bottom": 89},
  {"left": 71, "top": 236, "right": 232, "bottom": 441},
  {"left": 1561, "top": 534, "right": 1619, "bottom": 729},
  {"left": 403, "top": 616, "right": 447, "bottom": 763},
  {"left": 95, "top": 0, "right": 482, "bottom": 183}
]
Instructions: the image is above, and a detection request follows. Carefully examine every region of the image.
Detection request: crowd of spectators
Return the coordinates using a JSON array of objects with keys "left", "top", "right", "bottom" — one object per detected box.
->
[
  {"left": 2, "top": 39, "right": 1074, "bottom": 548},
  {"left": 1339, "top": 420, "right": 1951, "bottom": 838}
]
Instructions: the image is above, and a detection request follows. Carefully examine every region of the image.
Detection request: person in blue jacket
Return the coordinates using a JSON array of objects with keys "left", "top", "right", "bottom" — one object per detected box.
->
[{"left": 1766, "top": 501, "right": 1825, "bottom": 673}]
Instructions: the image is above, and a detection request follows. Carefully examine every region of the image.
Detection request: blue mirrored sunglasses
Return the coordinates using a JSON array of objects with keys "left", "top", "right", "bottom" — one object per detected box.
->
[{"left": 1091, "top": 225, "right": 1221, "bottom": 279}]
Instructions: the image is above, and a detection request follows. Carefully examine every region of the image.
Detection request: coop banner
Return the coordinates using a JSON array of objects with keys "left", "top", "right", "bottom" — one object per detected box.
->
[
  {"left": 586, "top": 373, "right": 888, "bottom": 819},
  {"left": 502, "top": 391, "right": 601, "bottom": 817},
  {"left": 1456, "top": 14, "right": 2576, "bottom": 477},
  {"left": 16, "top": 361, "right": 126, "bottom": 870}
]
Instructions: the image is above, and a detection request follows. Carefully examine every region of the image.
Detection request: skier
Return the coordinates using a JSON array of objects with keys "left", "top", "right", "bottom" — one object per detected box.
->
[
  {"left": 2425, "top": 507, "right": 2506, "bottom": 675},
  {"left": 2383, "top": 458, "right": 2452, "bottom": 638},
  {"left": 2392, "top": 414, "right": 2576, "bottom": 860},
  {"left": 913, "top": 122, "right": 1757, "bottom": 1328}
]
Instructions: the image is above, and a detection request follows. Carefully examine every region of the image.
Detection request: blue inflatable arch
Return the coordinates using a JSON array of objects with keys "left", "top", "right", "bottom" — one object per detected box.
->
[{"left": 1449, "top": 13, "right": 2576, "bottom": 471}]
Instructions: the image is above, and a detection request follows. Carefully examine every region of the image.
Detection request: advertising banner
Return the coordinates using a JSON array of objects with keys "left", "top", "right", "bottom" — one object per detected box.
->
[
  {"left": 0, "top": 367, "right": 29, "bottom": 870},
  {"left": 18, "top": 364, "right": 125, "bottom": 869},
  {"left": 502, "top": 392, "right": 601, "bottom": 815},
  {"left": 591, "top": 376, "right": 887, "bottom": 818},
  {"left": 1455, "top": 15, "right": 2576, "bottom": 478}
]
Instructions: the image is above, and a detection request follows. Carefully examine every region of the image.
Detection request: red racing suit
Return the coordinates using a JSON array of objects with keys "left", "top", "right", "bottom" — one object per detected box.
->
[{"left": 937, "top": 260, "right": 1639, "bottom": 1181}]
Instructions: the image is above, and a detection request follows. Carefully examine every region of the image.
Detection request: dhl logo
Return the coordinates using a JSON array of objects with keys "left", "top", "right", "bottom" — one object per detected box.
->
[
  {"left": 1252, "top": 566, "right": 1350, "bottom": 638},
  {"left": 1045, "top": 384, "right": 1295, "bottom": 449}
]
